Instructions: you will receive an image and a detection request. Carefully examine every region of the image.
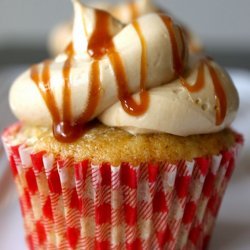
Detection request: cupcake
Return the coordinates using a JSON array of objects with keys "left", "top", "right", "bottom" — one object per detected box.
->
[
  {"left": 48, "top": 0, "right": 202, "bottom": 56},
  {"left": 2, "top": 0, "right": 243, "bottom": 249}
]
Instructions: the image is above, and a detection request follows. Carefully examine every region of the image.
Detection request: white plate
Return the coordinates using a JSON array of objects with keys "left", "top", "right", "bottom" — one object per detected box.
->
[{"left": 0, "top": 67, "right": 249, "bottom": 250}]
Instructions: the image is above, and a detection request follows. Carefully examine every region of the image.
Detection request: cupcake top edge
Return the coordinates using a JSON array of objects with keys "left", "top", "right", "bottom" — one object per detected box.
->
[
  {"left": 9, "top": 0, "right": 239, "bottom": 143},
  {"left": 2, "top": 123, "right": 238, "bottom": 166}
]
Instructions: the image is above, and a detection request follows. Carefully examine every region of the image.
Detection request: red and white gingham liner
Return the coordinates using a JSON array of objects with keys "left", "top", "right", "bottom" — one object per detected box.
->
[{"left": 1, "top": 124, "right": 243, "bottom": 250}]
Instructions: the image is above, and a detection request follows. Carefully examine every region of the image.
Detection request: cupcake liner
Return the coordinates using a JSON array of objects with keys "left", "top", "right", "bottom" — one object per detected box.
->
[{"left": 2, "top": 124, "right": 243, "bottom": 250}]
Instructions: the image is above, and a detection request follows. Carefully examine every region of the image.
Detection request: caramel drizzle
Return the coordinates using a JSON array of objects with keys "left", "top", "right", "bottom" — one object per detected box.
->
[
  {"left": 179, "top": 59, "right": 227, "bottom": 125},
  {"left": 87, "top": 10, "right": 112, "bottom": 59},
  {"left": 107, "top": 20, "right": 149, "bottom": 116},
  {"left": 30, "top": 9, "right": 226, "bottom": 142},
  {"left": 31, "top": 60, "right": 60, "bottom": 123},
  {"left": 128, "top": 2, "right": 139, "bottom": 20},
  {"left": 160, "top": 15, "right": 226, "bottom": 126},
  {"left": 88, "top": 10, "right": 149, "bottom": 116},
  {"left": 63, "top": 42, "right": 74, "bottom": 123},
  {"left": 161, "top": 15, "right": 186, "bottom": 76},
  {"left": 207, "top": 60, "right": 227, "bottom": 125},
  {"left": 178, "top": 26, "right": 188, "bottom": 66},
  {"left": 53, "top": 42, "right": 84, "bottom": 143},
  {"left": 31, "top": 40, "right": 101, "bottom": 142},
  {"left": 179, "top": 60, "right": 205, "bottom": 92},
  {"left": 55, "top": 40, "right": 101, "bottom": 142},
  {"left": 124, "top": 0, "right": 139, "bottom": 20}
]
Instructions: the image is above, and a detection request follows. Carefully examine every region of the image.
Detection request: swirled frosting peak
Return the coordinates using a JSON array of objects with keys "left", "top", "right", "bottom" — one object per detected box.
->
[
  {"left": 72, "top": 0, "right": 124, "bottom": 57},
  {"left": 9, "top": 0, "right": 238, "bottom": 142}
]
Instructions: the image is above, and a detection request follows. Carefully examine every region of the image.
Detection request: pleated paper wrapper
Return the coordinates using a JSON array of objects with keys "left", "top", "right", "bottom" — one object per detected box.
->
[{"left": 1, "top": 124, "right": 243, "bottom": 250}]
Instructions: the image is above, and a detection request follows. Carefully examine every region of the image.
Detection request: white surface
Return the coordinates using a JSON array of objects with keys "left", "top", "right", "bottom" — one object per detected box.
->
[
  {"left": 0, "top": 66, "right": 249, "bottom": 249},
  {"left": 0, "top": 0, "right": 249, "bottom": 50}
]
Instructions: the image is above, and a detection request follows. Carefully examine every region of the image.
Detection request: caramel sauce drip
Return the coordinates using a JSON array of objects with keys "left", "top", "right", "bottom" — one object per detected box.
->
[
  {"left": 129, "top": 2, "right": 139, "bottom": 20},
  {"left": 180, "top": 60, "right": 205, "bottom": 92},
  {"left": 207, "top": 60, "right": 227, "bottom": 125},
  {"left": 125, "top": 0, "right": 139, "bottom": 20},
  {"left": 30, "top": 8, "right": 226, "bottom": 142},
  {"left": 62, "top": 42, "right": 74, "bottom": 123},
  {"left": 107, "top": 20, "right": 149, "bottom": 116},
  {"left": 55, "top": 28, "right": 102, "bottom": 142},
  {"left": 53, "top": 42, "right": 85, "bottom": 143},
  {"left": 118, "top": 21, "right": 149, "bottom": 116},
  {"left": 180, "top": 59, "right": 227, "bottom": 126},
  {"left": 31, "top": 60, "right": 60, "bottom": 123},
  {"left": 54, "top": 59, "right": 101, "bottom": 143},
  {"left": 161, "top": 15, "right": 186, "bottom": 76},
  {"left": 178, "top": 26, "right": 188, "bottom": 65},
  {"left": 160, "top": 15, "right": 226, "bottom": 126},
  {"left": 88, "top": 10, "right": 149, "bottom": 116},
  {"left": 87, "top": 10, "right": 112, "bottom": 60}
]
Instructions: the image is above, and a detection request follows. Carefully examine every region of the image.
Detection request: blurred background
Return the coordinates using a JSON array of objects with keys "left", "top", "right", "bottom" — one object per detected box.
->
[{"left": 0, "top": 0, "right": 249, "bottom": 68}]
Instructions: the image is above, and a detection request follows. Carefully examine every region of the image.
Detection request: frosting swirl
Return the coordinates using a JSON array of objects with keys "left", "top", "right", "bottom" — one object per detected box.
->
[
  {"left": 100, "top": 58, "right": 238, "bottom": 136},
  {"left": 48, "top": 0, "right": 203, "bottom": 56},
  {"left": 9, "top": 0, "right": 239, "bottom": 142}
]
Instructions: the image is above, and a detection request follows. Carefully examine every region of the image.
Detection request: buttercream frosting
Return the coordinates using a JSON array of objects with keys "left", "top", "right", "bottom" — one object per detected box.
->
[
  {"left": 9, "top": 0, "right": 239, "bottom": 141},
  {"left": 48, "top": 0, "right": 203, "bottom": 56}
]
